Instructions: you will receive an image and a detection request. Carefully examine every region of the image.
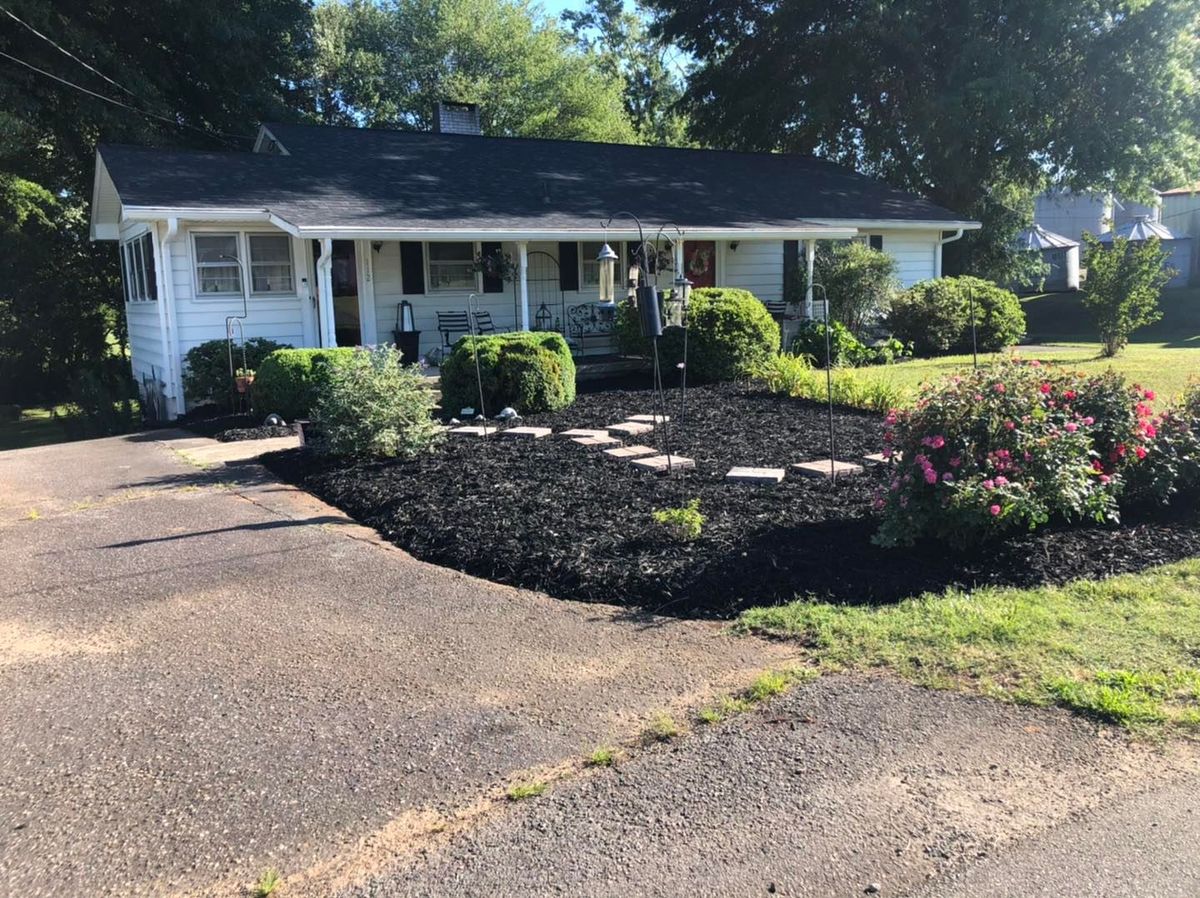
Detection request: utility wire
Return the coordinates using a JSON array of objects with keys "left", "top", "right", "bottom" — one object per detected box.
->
[
  {"left": 0, "top": 3, "right": 137, "bottom": 98},
  {"left": 0, "top": 49, "right": 246, "bottom": 144}
]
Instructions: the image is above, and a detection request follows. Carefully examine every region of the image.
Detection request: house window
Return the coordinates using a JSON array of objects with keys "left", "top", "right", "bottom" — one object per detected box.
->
[
  {"left": 248, "top": 234, "right": 294, "bottom": 294},
  {"left": 193, "top": 234, "right": 242, "bottom": 295},
  {"left": 580, "top": 241, "right": 604, "bottom": 288},
  {"left": 427, "top": 241, "right": 476, "bottom": 292},
  {"left": 869, "top": 234, "right": 884, "bottom": 251},
  {"left": 120, "top": 232, "right": 157, "bottom": 302}
]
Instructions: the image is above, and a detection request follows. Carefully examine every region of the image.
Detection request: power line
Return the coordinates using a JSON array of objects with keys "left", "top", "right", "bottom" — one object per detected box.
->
[
  {"left": 0, "top": 48, "right": 246, "bottom": 144},
  {"left": 0, "top": 3, "right": 137, "bottom": 98}
]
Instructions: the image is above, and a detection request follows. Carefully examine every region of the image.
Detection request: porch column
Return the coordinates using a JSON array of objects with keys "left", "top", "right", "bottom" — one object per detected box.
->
[
  {"left": 674, "top": 240, "right": 685, "bottom": 286},
  {"left": 316, "top": 238, "right": 337, "bottom": 347},
  {"left": 517, "top": 241, "right": 530, "bottom": 331},
  {"left": 803, "top": 238, "right": 816, "bottom": 319}
]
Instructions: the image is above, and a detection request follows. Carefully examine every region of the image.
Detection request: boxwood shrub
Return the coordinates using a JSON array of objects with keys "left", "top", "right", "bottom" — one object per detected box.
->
[
  {"left": 182, "top": 337, "right": 291, "bottom": 408},
  {"left": 615, "top": 287, "right": 780, "bottom": 383},
  {"left": 253, "top": 348, "right": 357, "bottom": 420},
  {"left": 889, "top": 276, "right": 1026, "bottom": 356},
  {"left": 440, "top": 331, "right": 576, "bottom": 416}
]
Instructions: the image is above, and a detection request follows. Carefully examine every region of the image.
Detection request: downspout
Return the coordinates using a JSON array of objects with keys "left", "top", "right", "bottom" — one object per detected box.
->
[
  {"left": 935, "top": 228, "right": 964, "bottom": 277},
  {"left": 316, "top": 238, "right": 335, "bottom": 347},
  {"left": 158, "top": 217, "right": 184, "bottom": 418}
]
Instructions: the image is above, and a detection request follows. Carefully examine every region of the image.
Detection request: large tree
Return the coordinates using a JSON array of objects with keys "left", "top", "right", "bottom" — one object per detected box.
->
[
  {"left": 561, "top": 0, "right": 689, "bottom": 146},
  {"left": 0, "top": 0, "right": 312, "bottom": 403},
  {"left": 308, "top": 0, "right": 636, "bottom": 142},
  {"left": 648, "top": 0, "right": 1200, "bottom": 279}
]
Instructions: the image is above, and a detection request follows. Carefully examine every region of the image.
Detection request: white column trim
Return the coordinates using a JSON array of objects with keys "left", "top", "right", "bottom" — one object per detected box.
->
[
  {"left": 357, "top": 240, "right": 377, "bottom": 345},
  {"left": 804, "top": 239, "right": 816, "bottom": 318},
  {"left": 316, "top": 238, "right": 336, "bottom": 347},
  {"left": 517, "top": 241, "right": 530, "bottom": 331}
]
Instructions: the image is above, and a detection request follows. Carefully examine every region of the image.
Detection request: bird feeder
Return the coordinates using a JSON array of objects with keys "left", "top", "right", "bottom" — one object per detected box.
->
[{"left": 596, "top": 242, "right": 619, "bottom": 304}]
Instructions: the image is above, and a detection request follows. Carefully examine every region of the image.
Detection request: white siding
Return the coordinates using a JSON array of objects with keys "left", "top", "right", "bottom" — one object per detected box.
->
[
  {"left": 876, "top": 230, "right": 941, "bottom": 287},
  {"left": 720, "top": 240, "right": 783, "bottom": 301},
  {"left": 118, "top": 221, "right": 168, "bottom": 405}
]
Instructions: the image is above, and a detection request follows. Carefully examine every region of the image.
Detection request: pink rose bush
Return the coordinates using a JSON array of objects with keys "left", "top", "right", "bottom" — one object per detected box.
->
[{"left": 873, "top": 359, "right": 1194, "bottom": 548}]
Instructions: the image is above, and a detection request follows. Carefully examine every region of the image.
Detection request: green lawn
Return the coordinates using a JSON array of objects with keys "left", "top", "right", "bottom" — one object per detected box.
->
[
  {"left": 738, "top": 559, "right": 1200, "bottom": 737},
  {"left": 0, "top": 402, "right": 142, "bottom": 452},
  {"left": 862, "top": 287, "right": 1200, "bottom": 402}
]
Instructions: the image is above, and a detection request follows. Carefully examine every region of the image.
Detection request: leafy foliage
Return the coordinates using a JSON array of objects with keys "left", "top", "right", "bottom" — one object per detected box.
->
[
  {"left": 750, "top": 352, "right": 904, "bottom": 412},
  {"left": 1081, "top": 234, "right": 1174, "bottom": 357},
  {"left": 812, "top": 241, "right": 899, "bottom": 335},
  {"left": 650, "top": 0, "right": 1200, "bottom": 280},
  {"left": 789, "top": 319, "right": 908, "bottom": 368},
  {"left": 616, "top": 287, "right": 780, "bottom": 383},
  {"left": 313, "top": 345, "right": 442, "bottom": 458},
  {"left": 181, "top": 338, "right": 291, "bottom": 409},
  {"left": 253, "top": 347, "right": 357, "bottom": 420},
  {"left": 889, "top": 276, "right": 1025, "bottom": 356},
  {"left": 308, "top": 0, "right": 635, "bottom": 142},
  {"left": 439, "top": 331, "right": 576, "bottom": 416},
  {"left": 873, "top": 359, "right": 1162, "bottom": 548},
  {"left": 652, "top": 498, "right": 704, "bottom": 541}
]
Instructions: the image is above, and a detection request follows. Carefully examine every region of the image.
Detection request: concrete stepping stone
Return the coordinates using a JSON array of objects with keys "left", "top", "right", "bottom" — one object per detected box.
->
[
  {"left": 726, "top": 466, "right": 786, "bottom": 484},
  {"left": 863, "top": 451, "right": 901, "bottom": 466},
  {"left": 559, "top": 428, "right": 610, "bottom": 439},
  {"left": 572, "top": 435, "right": 621, "bottom": 449},
  {"left": 607, "top": 421, "right": 655, "bottom": 437},
  {"left": 628, "top": 414, "right": 669, "bottom": 424},
  {"left": 603, "top": 444, "right": 658, "bottom": 460},
  {"left": 500, "top": 426, "right": 552, "bottom": 440},
  {"left": 630, "top": 454, "right": 695, "bottom": 473},
  {"left": 448, "top": 426, "right": 497, "bottom": 437},
  {"left": 792, "top": 459, "right": 864, "bottom": 479}
]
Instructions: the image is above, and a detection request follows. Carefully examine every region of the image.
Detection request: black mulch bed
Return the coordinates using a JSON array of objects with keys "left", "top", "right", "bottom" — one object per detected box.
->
[
  {"left": 261, "top": 383, "right": 1200, "bottom": 619},
  {"left": 178, "top": 411, "right": 296, "bottom": 442}
]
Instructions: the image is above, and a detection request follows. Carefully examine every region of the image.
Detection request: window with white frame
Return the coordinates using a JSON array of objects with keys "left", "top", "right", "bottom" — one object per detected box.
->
[
  {"left": 427, "top": 241, "right": 476, "bottom": 291},
  {"left": 248, "top": 234, "right": 294, "bottom": 294},
  {"left": 120, "top": 232, "right": 157, "bottom": 302},
  {"left": 193, "top": 233, "right": 242, "bottom": 295},
  {"left": 580, "top": 241, "right": 604, "bottom": 288}
]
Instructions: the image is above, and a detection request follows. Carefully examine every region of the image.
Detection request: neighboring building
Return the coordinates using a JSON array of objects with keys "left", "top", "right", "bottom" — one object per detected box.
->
[
  {"left": 90, "top": 105, "right": 980, "bottom": 419},
  {"left": 1095, "top": 216, "right": 1192, "bottom": 289},
  {"left": 1033, "top": 189, "right": 1160, "bottom": 245},
  {"left": 1160, "top": 184, "right": 1200, "bottom": 286},
  {"left": 1013, "top": 224, "right": 1080, "bottom": 292}
]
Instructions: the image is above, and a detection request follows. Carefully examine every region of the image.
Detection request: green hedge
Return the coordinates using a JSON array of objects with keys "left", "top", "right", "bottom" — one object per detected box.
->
[
  {"left": 615, "top": 287, "right": 780, "bottom": 383},
  {"left": 889, "top": 276, "right": 1026, "bottom": 356},
  {"left": 440, "top": 331, "right": 576, "bottom": 415},
  {"left": 253, "top": 348, "right": 358, "bottom": 420},
  {"left": 182, "top": 337, "right": 291, "bottom": 408}
]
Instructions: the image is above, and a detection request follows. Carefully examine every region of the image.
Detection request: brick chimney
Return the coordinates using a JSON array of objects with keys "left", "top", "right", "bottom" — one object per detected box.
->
[{"left": 433, "top": 101, "right": 482, "bottom": 136}]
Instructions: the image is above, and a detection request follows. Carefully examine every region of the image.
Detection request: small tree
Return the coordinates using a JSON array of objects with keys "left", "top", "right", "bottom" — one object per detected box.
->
[
  {"left": 815, "top": 242, "right": 899, "bottom": 336},
  {"left": 1081, "top": 234, "right": 1174, "bottom": 357}
]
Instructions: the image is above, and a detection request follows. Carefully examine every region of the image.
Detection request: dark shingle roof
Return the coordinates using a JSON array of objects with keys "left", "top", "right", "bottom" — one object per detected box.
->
[{"left": 99, "top": 123, "right": 975, "bottom": 233}]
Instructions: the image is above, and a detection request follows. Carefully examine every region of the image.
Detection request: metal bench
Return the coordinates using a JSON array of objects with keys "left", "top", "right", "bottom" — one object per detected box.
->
[
  {"left": 473, "top": 310, "right": 497, "bottom": 335},
  {"left": 436, "top": 310, "right": 471, "bottom": 353},
  {"left": 566, "top": 302, "right": 616, "bottom": 355}
]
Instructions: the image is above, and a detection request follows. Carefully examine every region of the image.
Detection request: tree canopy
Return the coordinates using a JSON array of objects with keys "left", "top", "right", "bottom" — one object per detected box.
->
[{"left": 648, "top": 0, "right": 1200, "bottom": 278}]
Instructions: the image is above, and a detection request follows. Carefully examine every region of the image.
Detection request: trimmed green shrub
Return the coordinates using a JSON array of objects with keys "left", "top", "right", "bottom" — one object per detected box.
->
[
  {"left": 1082, "top": 234, "right": 1174, "bottom": 357},
  {"left": 616, "top": 287, "right": 781, "bottom": 384},
  {"left": 814, "top": 241, "right": 899, "bottom": 335},
  {"left": 253, "top": 348, "right": 357, "bottom": 420},
  {"left": 440, "top": 331, "right": 576, "bottom": 415},
  {"left": 789, "top": 319, "right": 910, "bottom": 367},
  {"left": 889, "top": 276, "right": 1025, "bottom": 356},
  {"left": 313, "top": 345, "right": 442, "bottom": 458},
  {"left": 182, "top": 337, "right": 291, "bottom": 408}
]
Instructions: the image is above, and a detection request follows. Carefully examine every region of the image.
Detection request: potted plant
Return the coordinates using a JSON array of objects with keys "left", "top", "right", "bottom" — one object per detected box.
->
[{"left": 234, "top": 367, "right": 255, "bottom": 393}]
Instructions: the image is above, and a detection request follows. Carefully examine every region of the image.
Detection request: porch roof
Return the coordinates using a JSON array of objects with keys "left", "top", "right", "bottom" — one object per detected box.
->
[{"left": 94, "top": 123, "right": 979, "bottom": 240}]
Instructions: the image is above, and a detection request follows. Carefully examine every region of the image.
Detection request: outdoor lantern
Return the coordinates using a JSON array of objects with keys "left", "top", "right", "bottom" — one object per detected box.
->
[
  {"left": 665, "top": 274, "right": 692, "bottom": 328},
  {"left": 535, "top": 303, "right": 552, "bottom": 331},
  {"left": 596, "top": 242, "right": 619, "bottom": 303}
]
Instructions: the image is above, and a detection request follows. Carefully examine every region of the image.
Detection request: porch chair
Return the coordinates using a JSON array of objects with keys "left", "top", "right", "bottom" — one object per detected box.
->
[
  {"left": 436, "top": 310, "right": 471, "bottom": 355},
  {"left": 472, "top": 310, "right": 497, "bottom": 335}
]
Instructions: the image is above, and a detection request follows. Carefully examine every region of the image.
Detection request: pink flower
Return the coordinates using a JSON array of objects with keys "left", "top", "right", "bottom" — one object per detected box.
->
[
  {"left": 882, "top": 447, "right": 894, "bottom": 459},
  {"left": 1144, "top": 424, "right": 1158, "bottom": 439},
  {"left": 1065, "top": 422, "right": 1078, "bottom": 433},
  {"left": 924, "top": 468, "right": 938, "bottom": 485},
  {"left": 1039, "top": 382, "right": 1052, "bottom": 394},
  {"left": 949, "top": 456, "right": 962, "bottom": 468},
  {"left": 1004, "top": 420, "right": 1016, "bottom": 431},
  {"left": 994, "top": 476, "right": 1009, "bottom": 486},
  {"left": 1083, "top": 416, "right": 1094, "bottom": 426},
  {"left": 983, "top": 479, "right": 995, "bottom": 490},
  {"left": 873, "top": 497, "right": 886, "bottom": 510},
  {"left": 930, "top": 434, "right": 945, "bottom": 449},
  {"left": 993, "top": 383, "right": 1006, "bottom": 393},
  {"left": 1100, "top": 475, "right": 1111, "bottom": 485},
  {"left": 942, "top": 472, "right": 954, "bottom": 482},
  {"left": 1145, "top": 389, "right": 1156, "bottom": 400},
  {"left": 974, "top": 393, "right": 984, "bottom": 402},
  {"left": 989, "top": 504, "right": 1002, "bottom": 516},
  {"left": 1135, "top": 446, "right": 1148, "bottom": 460},
  {"left": 1064, "top": 390, "right": 1077, "bottom": 401},
  {"left": 1030, "top": 359, "right": 1042, "bottom": 367}
]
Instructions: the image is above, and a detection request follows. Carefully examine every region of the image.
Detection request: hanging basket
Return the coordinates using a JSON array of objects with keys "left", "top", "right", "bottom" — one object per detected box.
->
[{"left": 234, "top": 374, "right": 255, "bottom": 394}]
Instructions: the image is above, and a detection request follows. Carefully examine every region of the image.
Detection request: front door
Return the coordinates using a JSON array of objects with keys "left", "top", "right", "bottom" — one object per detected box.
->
[
  {"left": 312, "top": 239, "right": 362, "bottom": 347},
  {"left": 684, "top": 240, "right": 717, "bottom": 288}
]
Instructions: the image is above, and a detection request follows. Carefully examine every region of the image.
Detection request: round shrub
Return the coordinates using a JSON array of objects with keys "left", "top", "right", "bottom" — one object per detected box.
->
[
  {"left": 617, "top": 288, "right": 781, "bottom": 384},
  {"left": 313, "top": 345, "right": 442, "bottom": 458},
  {"left": 182, "top": 337, "right": 290, "bottom": 408},
  {"left": 873, "top": 358, "right": 1161, "bottom": 549},
  {"left": 889, "top": 276, "right": 1025, "bottom": 356},
  {"left": 440, "top": 331, "right": 576, "bottom": 416},
  {"left": 253, "top": 348, "right": 358, "bottom": 421}
]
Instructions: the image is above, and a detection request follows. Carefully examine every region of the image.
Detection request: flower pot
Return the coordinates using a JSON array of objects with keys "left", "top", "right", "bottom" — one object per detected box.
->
[{"left": 235, "top": 375, "right": 255, "bottom": 394}]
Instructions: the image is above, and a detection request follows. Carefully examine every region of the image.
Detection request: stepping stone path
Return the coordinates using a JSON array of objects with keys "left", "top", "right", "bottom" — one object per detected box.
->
[
  {"left": 603, "top": 444, "right": 657, "bottom": 460},
  {"left": 559, "top": 428, "right": 611, "bottom": 439},
  {"left": 792, "top": 459, "right": 864, "bottom": 480},
  {"left": 448, "top": 426, "right": 497, "bottom": 438},
  {"left": 627, "top": 414, "right": 669, "bottom": 424},
  {"left": 607, "top": 421, "right": 655, "bottom": 437},
  {"left": 726, "top": 466, "right": 786, "bottom": 485},
  {"left": 630, "top": 454, "right": 695, "bottom": 473},
  {"left": 862, "top": 451, "right": 901, "bottom": 466},
  {"left": 572, "top": 435, "right": 621, "bottom": 449},
  {"left": 499, "top": 426, "right": 552, "bottom": 440}
]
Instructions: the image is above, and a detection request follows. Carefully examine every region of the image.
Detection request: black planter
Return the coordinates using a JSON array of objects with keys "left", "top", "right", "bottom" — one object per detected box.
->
[{"left": 393, "top": 330, "right": 421, "bottom": 364}]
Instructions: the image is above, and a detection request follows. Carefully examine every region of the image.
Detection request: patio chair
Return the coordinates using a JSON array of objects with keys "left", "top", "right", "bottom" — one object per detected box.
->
[
  {"left": 436, "top": 310, "right": 471, "bottom": 353},
  {"left": 473, "top": 310, "right": 497, "bottom": 335}
]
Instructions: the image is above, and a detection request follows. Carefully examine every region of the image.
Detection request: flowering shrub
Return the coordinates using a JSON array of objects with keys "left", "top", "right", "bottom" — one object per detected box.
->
[
  {"left": 874, "top": 358, "right": 1162, "bottom": 548},
  {"left": 1124, "top": 382, "right": 1200, "bottom": 503}
]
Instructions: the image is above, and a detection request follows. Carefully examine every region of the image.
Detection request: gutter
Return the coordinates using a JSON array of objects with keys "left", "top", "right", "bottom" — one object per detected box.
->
[{"left": 934, "top": 227, "right": 965, "bottom": 276}]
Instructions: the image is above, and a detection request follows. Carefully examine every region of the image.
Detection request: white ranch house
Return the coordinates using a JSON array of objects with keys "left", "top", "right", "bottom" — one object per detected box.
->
[{"left": 90, "top": 105, "right": 979, "bottom": 419}]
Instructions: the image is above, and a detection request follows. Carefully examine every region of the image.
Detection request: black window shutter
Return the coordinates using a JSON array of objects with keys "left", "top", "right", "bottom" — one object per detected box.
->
[
  {"left": 400, "top": 242, "right": 425, "bottom": 295},
  {"left": 558, "top": 242, "right": 579, "bottom": 292},
  {"left": 783, "top": 240, "right": 800, "bottom": 302},
  {"left": 480, "top": 241, "right": 504, "bottom": 293},
  {"left": 869, "top": 234, "right": 884, "bottom": 251}
]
